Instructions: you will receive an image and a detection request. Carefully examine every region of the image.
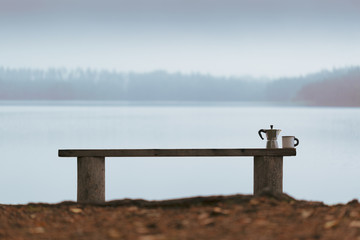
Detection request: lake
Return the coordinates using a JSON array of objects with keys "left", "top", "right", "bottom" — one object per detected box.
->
[{"left": 0, "top": 101, "right": 359, "bottom": 204}]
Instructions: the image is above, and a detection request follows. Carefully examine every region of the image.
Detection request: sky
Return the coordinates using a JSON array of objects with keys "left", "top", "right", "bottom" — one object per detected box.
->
[{"left": 0, "top": 0, "right": 360, "bottom": 78}]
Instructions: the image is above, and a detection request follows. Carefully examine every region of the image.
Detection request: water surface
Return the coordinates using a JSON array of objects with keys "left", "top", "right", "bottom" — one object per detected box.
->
[{"left": 0, "top": 101, "right": 359, "bottom": 204}]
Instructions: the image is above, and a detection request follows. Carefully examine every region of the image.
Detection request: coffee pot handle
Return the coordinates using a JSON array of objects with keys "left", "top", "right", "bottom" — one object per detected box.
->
[
  {"left": 294, "top": 137, "right": 299, "bottom": 147},
  {"left": 258, "top": 129, "right": 266, "bottom": 140}
]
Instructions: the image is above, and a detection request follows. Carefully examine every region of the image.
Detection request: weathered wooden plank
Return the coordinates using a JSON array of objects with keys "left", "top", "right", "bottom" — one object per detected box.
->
[
  {"left": 59, "top": 148, "right": 296, "bottom": 157},
  {"left": 77, "top": 156, "right": 105, "bottom": 203},
  {"left": 253, "top": 156, "right": 283, "bottom": 195}
]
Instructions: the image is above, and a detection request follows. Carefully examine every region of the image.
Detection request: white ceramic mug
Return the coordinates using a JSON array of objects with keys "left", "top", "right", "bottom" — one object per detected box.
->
[{"left": 282, "top": 136, "right": 299, "bottom": 148}]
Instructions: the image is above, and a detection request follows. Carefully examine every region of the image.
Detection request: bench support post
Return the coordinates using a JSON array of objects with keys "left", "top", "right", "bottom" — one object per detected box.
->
[
  {"left": 253, "top": 156, "right": 283, "bottom": 195},
  {"left": 77, "top": 156, "right": 105, "bottom": 203}
]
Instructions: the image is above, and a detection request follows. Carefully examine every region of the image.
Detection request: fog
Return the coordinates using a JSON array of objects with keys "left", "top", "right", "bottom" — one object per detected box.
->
[
  {"left": 1, "top": 66, "right": 359, "bottom": 106},
  {"left": 1, "top": 0, "right": 359, "bottom": 77},
  {"left": 1, "top": 1, "right": 360, "bottom": 205}
]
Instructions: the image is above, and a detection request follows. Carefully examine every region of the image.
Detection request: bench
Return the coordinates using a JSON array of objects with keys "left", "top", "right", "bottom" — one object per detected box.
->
[{"left": 58, "top": 148, "right": 296, "bottom": 203}]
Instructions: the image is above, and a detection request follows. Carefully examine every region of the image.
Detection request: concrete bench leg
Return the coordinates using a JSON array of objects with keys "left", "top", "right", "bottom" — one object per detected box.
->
[
  {"left": 253, "top": 156, "right": 283, "bottom": 195},
  {"left": 77, "top": 156, "right": 105, "bottom": 203}
]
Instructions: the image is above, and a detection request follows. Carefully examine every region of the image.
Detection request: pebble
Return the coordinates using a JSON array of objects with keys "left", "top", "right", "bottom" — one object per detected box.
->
[
  {"left": 108, "top": 228, "right": 121, "bottom": 238},
  {"left": 138, "top": 234, "right": 166, "bottom": 240},
  {"left": 349, "top": 221, "right": 360, "bottom": 228},
  {"left": 211, "top": 207, "right": 230, "bottom": 216},
  {"left": 324, "top": 220, "right": 339, "bottom": 229},
  {"left": 198, "top": 212, "right": 209, "bottom": 220},
  {"left": 70, "top": 208, "right": 83, "bottom": 214},
  {"left": 201, "top": 218, "right": 215, "bottom": 226},
  {"left": 29, "top": 227, "right": 45, "bottom": 234},
  {"left": 301, "top": 210, "right": 313, "bottom": 219}
]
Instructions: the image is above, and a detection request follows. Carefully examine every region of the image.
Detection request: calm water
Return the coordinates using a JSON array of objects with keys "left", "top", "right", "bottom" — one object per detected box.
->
[{"left": 0, "top": 101, "right": 359, "bottom": 204}]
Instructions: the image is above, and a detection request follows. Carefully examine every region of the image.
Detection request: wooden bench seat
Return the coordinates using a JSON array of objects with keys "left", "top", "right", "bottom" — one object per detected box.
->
[{"left": 58, "top": 148, "right": 296, "bottom": 203}]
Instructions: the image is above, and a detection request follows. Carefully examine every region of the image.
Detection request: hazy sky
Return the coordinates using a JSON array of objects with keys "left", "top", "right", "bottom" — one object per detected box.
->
[{"left": 1, "top": 0, "right": 359, "bottom": 77}]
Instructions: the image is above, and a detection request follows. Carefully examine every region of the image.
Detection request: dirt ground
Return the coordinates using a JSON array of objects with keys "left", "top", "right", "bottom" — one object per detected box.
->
[{"left": 1, "top": 192, "right": 360, "bottom": 240}]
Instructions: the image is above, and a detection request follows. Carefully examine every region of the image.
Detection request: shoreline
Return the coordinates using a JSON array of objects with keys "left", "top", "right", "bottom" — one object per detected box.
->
[{"left": 2, "top": 193, "right": 360, "bottom": 239}]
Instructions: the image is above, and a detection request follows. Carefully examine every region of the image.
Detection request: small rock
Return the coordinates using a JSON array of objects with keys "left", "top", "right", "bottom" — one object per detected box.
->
[
  {"left": 70, "top": 208, "right": 83, "bottom": 214},
  {"left": 349, "top": 221, "right": 360, "bottom": 228},
  {"left": 138, "top": 234, "right": 166, "bottom": 240},
  {"left": 198, "top": 212, "right": 209, "bottom": 220},
  {"left": 324, "top": 220, "right": 339, "bottom": 229},
  {"left": 181, "top": 219, "right": 190, "bottom": 227},
  {"left": 108, "top": 228, "right": 121, "bottom": 238},
  {"left": 29, "top": 227, "right": 45, "bottom": 234},
  {"left": 211, "top": 207, "right": 230, "bottom": 216},
  {"left": 350, "top": 211, "right": 359, "bottom": 218},
  {"left": 128, "top": 206, "right": 139, "bottom": 212},
  {"left": 301, "top": 210, "right": 313, "bottom": 219},
  {"left": 201, "top": 218, "right": 215, "bottom": 226},
  {"left": 250, "top": 199, "right": 260, "bottom": 206}
]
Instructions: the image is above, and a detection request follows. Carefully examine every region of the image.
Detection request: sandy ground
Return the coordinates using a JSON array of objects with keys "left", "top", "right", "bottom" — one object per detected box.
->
[{"left": 1, "top": 192, "right": 360, "bottom": 240}]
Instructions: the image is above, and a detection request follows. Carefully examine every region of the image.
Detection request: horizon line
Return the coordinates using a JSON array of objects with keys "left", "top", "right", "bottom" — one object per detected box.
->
[{"left": 0, "top": 65, "right": 359, "bottom": 80}]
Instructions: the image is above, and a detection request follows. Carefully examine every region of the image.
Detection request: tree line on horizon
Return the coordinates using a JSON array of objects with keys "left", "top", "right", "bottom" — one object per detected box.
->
[{"left": 0, "top": 66, "right": 359, "bottom": 106}]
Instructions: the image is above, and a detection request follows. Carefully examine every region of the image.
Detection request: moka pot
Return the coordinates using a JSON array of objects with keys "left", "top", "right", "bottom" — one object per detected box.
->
[{"left": 258, "top": 125, "right": 281, "bottom": 149}]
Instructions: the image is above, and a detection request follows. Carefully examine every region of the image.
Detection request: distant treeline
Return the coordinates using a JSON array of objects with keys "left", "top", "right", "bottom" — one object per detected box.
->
[
  {"left": 0, "top": 67, "right": 359, "bottom": 106},
  {"left": 295, "top": 68, "right": 360, "bottom": 107}
]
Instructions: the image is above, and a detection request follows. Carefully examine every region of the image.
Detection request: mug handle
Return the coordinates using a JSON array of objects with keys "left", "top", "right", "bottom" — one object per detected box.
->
[
  {"left": 258, "top": 129, "right": 266, "bottom": 140},
  {"left": 294, "top": 137, "right": 299, "bottom": 147}
]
